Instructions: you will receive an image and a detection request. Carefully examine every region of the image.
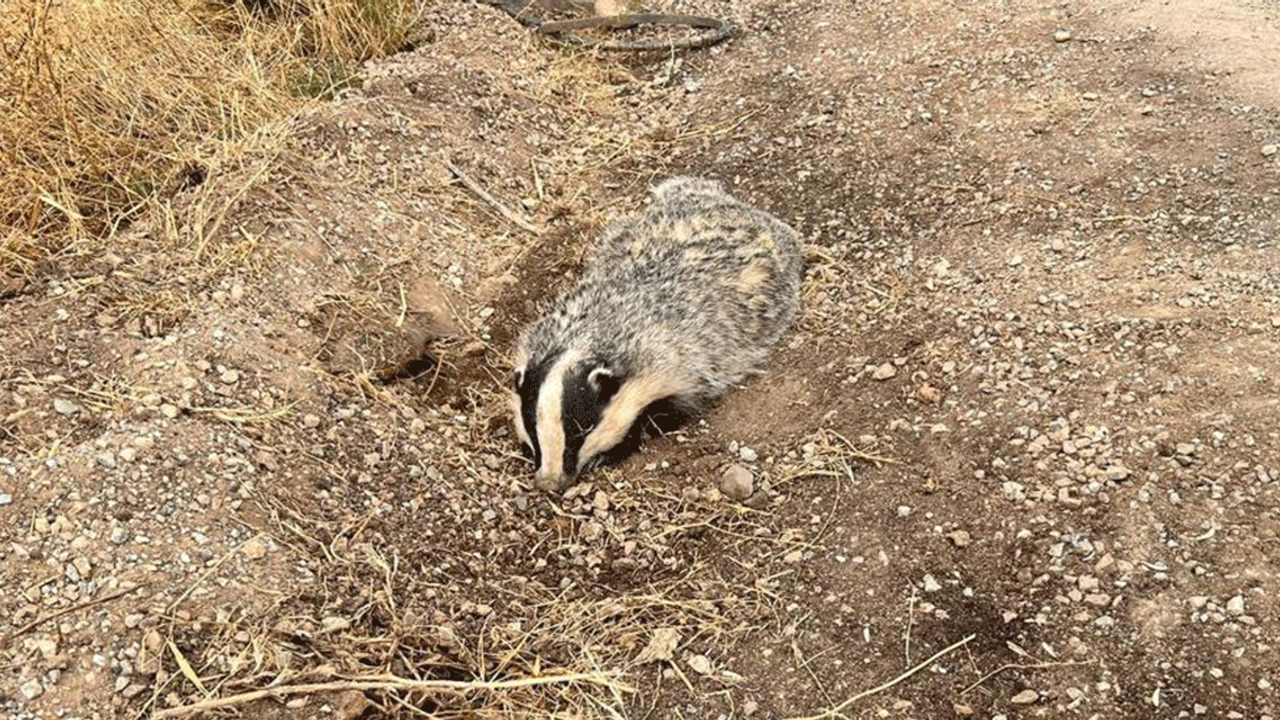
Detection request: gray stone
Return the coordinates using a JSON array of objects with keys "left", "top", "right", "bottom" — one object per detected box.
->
[{"left": 720, "top": 464, "right": 754, "bottom": 501}]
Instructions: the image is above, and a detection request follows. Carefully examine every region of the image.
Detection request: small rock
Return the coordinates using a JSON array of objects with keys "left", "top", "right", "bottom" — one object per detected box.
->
[
  {"left": 1263, "top": 144, "right": 1278, "bottom": 157},
  {"left": 109, "top": 526, "right": 128, "bottom": 545},
  {"left": 953, "top": 704, "right": 974, "bottom": 716},
  {"left": 783, "top": 549, "right": 804, "bottom": 564},
  {"left": 923, "top": 574, "right": 942, "bottom": 592},
  {"left": 220, "top": 369, "right": 240, "bottom": 384},
  {"left": 1008, "top": 254, "right": 1023, "bottom": 267},
  {"left": 97, "top": 452, "right": 117, "bottom": 469},
  {"left": 20, "top": 679, "right": 43, "bottom": 700},
  {"left": 1053, "top": 29, "right": 1072, "bottom": 42},
  {"left": 743, "top": 700, "right": 759, "bottom": 716},
  {"left": 1226, "top": 595, "right": 1245, "bottom": 615},
  {"left": 720, "top": 464, "right": 755, "bottom": 501},
  {"left": 918, "top": 384, "right": 940, "bottom": 402},
  {"left": 160, "top": 404, "right": 180, "bottom": 419},
  {"left": 124, "top": 613, "right": 145, "bottom": 629},
  {"left": 947, "top": 530, "right": 971, "bottom": 547},
  {"left": 1081, "top": 92, "right": 1099, "bottom": 101},
  {"left": 685, "top": 653, "right": 713, "bottom": 675},
  {"left": 738, "top": 446, "right": 759, "bottom": 463},
  {"left": 302, "top": 414, "right": 322, "bottom": 429},
  {"left": 241, "top": 537, "right": 268, "bottom": 559},
  {"left": 1011, "top": 689, "right": 1040, "bottom": 704},
  {"left": 54, "top": 398, "right": 81, "bottom": 416},
  {"left": 0, "top": 493, "right": 12, "bottom": 506},
  {"left": 872, "top": 362, "right": 897, "bottom": 380}
]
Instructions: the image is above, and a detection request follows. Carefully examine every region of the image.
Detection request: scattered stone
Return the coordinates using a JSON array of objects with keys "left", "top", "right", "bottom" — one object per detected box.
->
[
  {"left": 20, "top": 679, "right": 43, "bottom": 700},
  {"left": 0, "top": 493, "right": 12, "bottom": 506},
  {"left": 685, "top": 653, "right": 713, "bottom": 675},
  {"left": 1263, "top": 144, "right": 1278, "bottom": 157},
  {"left": 1011, "top": 689, "right": 1040, "bottom": 704},
  {"left": 1053, "top": 29, "right": 1072, "bottom": 42},
  {"left": 110, "top": 526, "right": 128, "bottom": 545},
  {"left": 1226, "top": 595, "right": 1245, "bottom": 615},
  {"left": 241, "top": 537, "right": 269, "bottom": 559},
  {"left": 947, "top": 530, "right": 971, "bottom": 547},
  {"left": 160, "top": 403, "right": 180, "bottom": 419},
  {"left": 872, "top": 363, "right": 897, "bottom": 380},
  {"left": 720, "top": 464, "right": 755, "bottom": 501},
  {"left": 953, "top": 703, "right": 974, "bottom": 716},
  {"left": 220, "top": 369, "right": 241, "bottom": 384},
  {"left": 303, "top": 414, "right": 322, "bottom": 429},
  {"left": 54, "top": 398, "right": 81, "bottom": 416},
  {"left": 923, "top": 574, "right": 942, "bottom": 592},
  {"left": 739, "top": 446, "right": 759, "bottom": 463}
]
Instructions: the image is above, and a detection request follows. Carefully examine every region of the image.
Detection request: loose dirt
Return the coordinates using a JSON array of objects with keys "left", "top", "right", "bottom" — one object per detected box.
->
[{"left": 3, "top": 0, "right": 1279, "bottom": 718}]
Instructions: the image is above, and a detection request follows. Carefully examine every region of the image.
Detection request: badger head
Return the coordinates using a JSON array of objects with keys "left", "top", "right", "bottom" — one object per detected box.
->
[{"left": 509, "top": 347, "right": 689, "bottom": 492}]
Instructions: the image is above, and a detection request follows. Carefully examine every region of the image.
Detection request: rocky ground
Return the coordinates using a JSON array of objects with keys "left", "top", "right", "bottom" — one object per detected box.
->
[{"left": 2, "top": 0, "right": 1279, "bottom": 718}]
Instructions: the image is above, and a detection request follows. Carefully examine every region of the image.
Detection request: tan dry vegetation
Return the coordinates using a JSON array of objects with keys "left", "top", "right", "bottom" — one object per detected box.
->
[{"left": 0, "top": 0, "right": 428, "bottom": 279}]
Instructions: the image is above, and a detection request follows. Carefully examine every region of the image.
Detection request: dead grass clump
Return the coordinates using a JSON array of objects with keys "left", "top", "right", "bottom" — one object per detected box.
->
[{"left": 0, "top": 0, "right": 429, "bottom": 280}]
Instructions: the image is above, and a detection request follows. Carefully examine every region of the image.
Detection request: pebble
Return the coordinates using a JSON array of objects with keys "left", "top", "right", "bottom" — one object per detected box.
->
[
  {"left": 947, "top": 530, "right": 971, "bottom": 547},
  {"left": 1053, "top": 29, "right": 1072, "bottom": 42},
  {"left": 923, "top": 574, "right": 942, "bottom": 592},
  {"left": 720, "top": 464, "right": 755, "bottom": 501},
  {"left": 54, "top": 398, "right": 81, "bottom": 416},
  {"left": 739, "top": 446, "right": 759, "bottom": 463},
  {"left": 241, "top": 537, "right": 269, "bottom": 559},
  {"left": 1263, "top": 144, "right": 1278, "bottom": 157},
  {"left": 1226, "top": 595, "right": 1245, "bottom": 615},
  {"left": 20, "top": 679, "right": 43, "bottom": 700},
  {"left": 1011, "top": 689, "right": 1040, "bottom": 704},
  {"left": 110, "top": 526, "right": 128, "bottom": 545},
  {"left": 303, "top": 414, "right": 322, "bottom": 429},
  {"left": 872, "top": 362, "right": 897, "bottom": 380},
  {"left": 220, "top": 369, "right": 240, "bottom": 384},
  {"left": 686, "top": 653, "right": 713, "bottom": 675},
  {"left": 0, "top": 493, "right": 12, "bottom": 506},
  {"left": 160, "top": 403, "right": 180, "bottom": 419}
]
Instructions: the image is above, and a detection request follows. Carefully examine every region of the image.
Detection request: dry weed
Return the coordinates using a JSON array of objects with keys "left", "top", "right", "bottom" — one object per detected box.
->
[{"left": 0, "top": 0, "right": 431, "bottom": 280}]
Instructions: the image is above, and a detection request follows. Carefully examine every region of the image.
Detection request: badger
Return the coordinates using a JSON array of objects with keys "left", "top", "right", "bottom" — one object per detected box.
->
[{"left": 510, "top": 176, "right": 803, "bottom": 492}]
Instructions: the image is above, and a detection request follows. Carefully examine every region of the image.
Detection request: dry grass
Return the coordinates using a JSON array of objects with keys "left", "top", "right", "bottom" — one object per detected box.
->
[{"left": 0, "top": 0, "right": 429, "bottom": 279}]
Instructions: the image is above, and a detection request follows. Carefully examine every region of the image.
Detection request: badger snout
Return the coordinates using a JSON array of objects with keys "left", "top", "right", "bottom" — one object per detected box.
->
[{"left": 534, "top": 467, "right": 574, "bottom": 493}]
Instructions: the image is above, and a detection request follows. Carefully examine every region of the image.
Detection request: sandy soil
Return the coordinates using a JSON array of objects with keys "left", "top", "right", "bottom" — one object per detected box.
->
[{"left": 2, "top": 0, "right": 1279, "bottom": 718}]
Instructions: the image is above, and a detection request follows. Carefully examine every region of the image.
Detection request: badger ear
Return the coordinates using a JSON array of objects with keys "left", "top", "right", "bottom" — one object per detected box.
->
[
  {"left": 510, "top": 367, "right": 525, "bottom": 392},
  {"left": 587, "top": 366, "right": 621, "bottom": 401}
]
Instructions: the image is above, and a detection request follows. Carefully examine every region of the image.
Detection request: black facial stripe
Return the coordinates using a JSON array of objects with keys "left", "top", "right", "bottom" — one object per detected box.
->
[
  {"left": 560, "top": 360, "right": 625, "bottom": 476},
  {"left": 518, "top": 350, "right": 563, "bottom": 468}
]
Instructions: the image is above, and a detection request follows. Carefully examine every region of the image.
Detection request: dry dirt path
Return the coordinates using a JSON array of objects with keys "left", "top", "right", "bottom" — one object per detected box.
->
[{"left": 2, "top": 0, "right": 1279, "bottom": 719}]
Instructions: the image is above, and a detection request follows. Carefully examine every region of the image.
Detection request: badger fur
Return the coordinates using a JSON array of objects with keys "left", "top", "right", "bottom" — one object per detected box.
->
[{"left": 510, "top": 176, "right": 803, "bottom": 492}]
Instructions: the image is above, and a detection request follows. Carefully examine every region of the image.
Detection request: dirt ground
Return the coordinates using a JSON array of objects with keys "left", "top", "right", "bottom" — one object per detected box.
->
[{"left": 3, "top": 0, "right": 1279, "bottom": 718}]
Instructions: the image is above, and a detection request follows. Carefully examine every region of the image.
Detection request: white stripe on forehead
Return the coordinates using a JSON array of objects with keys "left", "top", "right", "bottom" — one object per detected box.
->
[{"left": 535, "top": 347, "right": 584, "bottom": 483}]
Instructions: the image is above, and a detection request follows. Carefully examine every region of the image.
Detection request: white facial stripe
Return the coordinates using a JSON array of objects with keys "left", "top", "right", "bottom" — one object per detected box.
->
[
  {"left": 510, "top": 391, "right": 530, "bottom": 447},
  {"left": 535, "top": 348, "right": 582, "bottom": 483},
  {"left": 578, "top": 371, "right": 691, "bottom": 467}
]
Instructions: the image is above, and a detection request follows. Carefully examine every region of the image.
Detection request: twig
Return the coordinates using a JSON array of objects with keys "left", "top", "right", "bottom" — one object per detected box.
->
[
  {"left": 4, "top": 585, "right": 142, "bottom": 643},
  {"left": 961, "top": 659, "right": 1094, "bottom": 695},
  {"left": 445, "top": 160, "right": 542, "bottom": 234},
  {"left": 783, "top": 634, "right": 976, "bottom": 720},
  {"left": 904, "top": 583, "right": 918, "bottom": 666},
  {"left": 153, "top": 672, "right": 632, "bottom": 718}
]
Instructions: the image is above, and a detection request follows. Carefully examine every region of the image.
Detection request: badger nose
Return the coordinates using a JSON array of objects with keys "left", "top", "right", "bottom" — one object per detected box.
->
[{"left": 535, "top": 469, "right": 572, "bottom": 493}]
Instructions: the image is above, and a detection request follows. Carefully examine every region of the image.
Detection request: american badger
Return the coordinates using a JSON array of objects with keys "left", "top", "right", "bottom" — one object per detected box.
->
[{"left": 510, "top": 177, "right": 802, "bottom": 492}]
